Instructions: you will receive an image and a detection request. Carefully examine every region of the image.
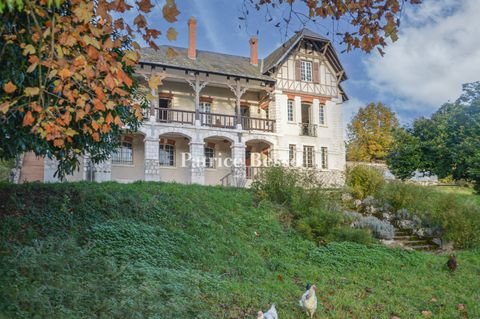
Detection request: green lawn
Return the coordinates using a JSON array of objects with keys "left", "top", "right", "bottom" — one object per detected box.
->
[
  {"left": 1, "top": 182, "right": 479, "bottom": 318},
  {"left": 433, "top": 185, "right": 480, "bottom": 205}
]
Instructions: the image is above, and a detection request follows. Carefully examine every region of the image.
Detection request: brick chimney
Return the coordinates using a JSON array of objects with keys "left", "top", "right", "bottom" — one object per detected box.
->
[
  {"left": 188, "top": 17, "right": 197, "bottom": 60},
  {"left": 249, "top": 36, "right": 258, "bottom": 66}
]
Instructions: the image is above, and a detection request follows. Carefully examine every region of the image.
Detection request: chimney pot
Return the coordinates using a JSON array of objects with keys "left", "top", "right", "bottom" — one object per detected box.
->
[
  {"left": 249, "top": 36, "right": 258, "bottom": 66},
  {"left": 188, "top": 17, "right": 197, "bottom": 60}
]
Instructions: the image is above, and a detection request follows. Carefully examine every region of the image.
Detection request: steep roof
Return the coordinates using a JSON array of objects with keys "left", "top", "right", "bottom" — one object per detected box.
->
[
  {"left": 263, "top": 28, "right": 329, "bottom": 72},
  {"left": 140, "top": 46, "right": 274, "bottom": 82},
  {"left": 139, "top": 28, "right": 347, "bottom": 93}
]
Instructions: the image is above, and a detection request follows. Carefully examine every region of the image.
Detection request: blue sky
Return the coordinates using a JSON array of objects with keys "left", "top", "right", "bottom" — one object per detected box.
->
[{"left": 144, "top": 0, "right": 480, "bottom": 125}]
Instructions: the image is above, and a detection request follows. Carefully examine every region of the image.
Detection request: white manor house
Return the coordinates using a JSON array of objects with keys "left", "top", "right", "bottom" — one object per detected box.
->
[{"left": 18, "top": 18, "right": 348, "bottom": 187}]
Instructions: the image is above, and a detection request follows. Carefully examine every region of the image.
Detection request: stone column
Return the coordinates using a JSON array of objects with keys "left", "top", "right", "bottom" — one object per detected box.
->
[
  {"left": 144, "top": 137, "right": 160, "bottom": 181},
  {"left": 150, "top": 88, "right": 158, "bottom": 123},
  {"left": 190, "top": 141, "right": 205, "bottom": 185},
  {"left": 273, "top": 90, "right": 286, "bottom": 134},
  {"left": 93, "top": 159, "right": 111, "bottom": 182},
  {"left": 44, "top": 157, "right": 59, "bottom": 182},
  {"left": 231, "top": 142, "right": 246, "bottom": 187},
  {"left": 312, "top": 98, "right": 320, "bottom": 126}
]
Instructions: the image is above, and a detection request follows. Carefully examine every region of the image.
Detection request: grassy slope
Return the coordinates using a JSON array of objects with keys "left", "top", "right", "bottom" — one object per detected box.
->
[
  {"left": 0, "top": 182, "right": 479, "bottom": 319},
  {"left": 434, "top": 185, "right": 480, "bottom": 206}
]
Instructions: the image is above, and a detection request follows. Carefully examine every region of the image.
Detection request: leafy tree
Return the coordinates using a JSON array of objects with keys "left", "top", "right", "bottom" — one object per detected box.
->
[
  {"left": 346, "top": 102, "right": 399, "bottom": 162},
  {"left": 0, "top": 0, "right": 178, "bottom": 177},
  {"left": 388, "top": 82, "right": 480, "bottom": 191}
]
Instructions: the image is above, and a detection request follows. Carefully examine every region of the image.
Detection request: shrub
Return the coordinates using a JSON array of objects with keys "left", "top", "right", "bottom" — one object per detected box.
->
[
  {"left": 377, "top": 182, "right": 480, "bottom": 248},
  {"left": 346, "top": 165, "right": 385, "bottom": 199},
  {"left": 331, "top": 227, "right": 374, "bottom": 245},
  {"left": 294, "top": 208, "right": 344, "bottom": 242},
  {"left": 354, "top": 216, "right": 395, "bottom": 240},
  {"left": 253, "top": 166, "right": 371, "bottom": 245}
]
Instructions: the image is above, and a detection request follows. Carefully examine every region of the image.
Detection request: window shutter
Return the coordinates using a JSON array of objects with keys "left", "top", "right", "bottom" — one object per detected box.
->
[
  {"left": 295, "top": 60, "right": 301, "bottom": 81},
  {"left": 313, "top": 62, "right": 320, "bottom": 83}
]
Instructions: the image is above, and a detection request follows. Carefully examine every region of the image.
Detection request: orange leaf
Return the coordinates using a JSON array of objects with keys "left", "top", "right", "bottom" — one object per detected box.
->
[
  {"left": 22, "top": 111, "right": 35, "bottom": 126},
  {"left": 93, "top": 99, "right": 105, "bottom": 111},
  {"left": 114, "top": 115, "right": 123, "bottom": 126},
  {"left": 104, "top": 73, "right": 116, "bottom": 91},
  {"left": 58, "top": 68, "right": 72, "bottom": 79},
  {"left": 53, "top": 139, "right": 65, "bottom": 147},
  {"left": 137, "top": 0, "right": 154, "bottom": 13},
  {"left": 92, "top": 132, "right": 100, "bottom": 141},
  {"left": 76, "top": 109, "right": 86, "bottom": 121},
  {"left": 133, "top": 14, "right": 147, "bottom": 28},
  {"left": 3, "top": 81, "right": 17, "bottom": 94},
  {"left": 162, "top": 1, "right": 180, "bottom": 23},
  {"left": 105, "top": 112, "right": 114, "bottom": 124},
  {"left": 94, "top": 86, "right": 106, "bottom": 101}
]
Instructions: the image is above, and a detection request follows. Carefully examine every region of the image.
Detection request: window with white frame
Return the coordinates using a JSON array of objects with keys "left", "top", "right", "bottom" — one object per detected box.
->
[
  {"left": 321, "top": 147, "right": 328, "bottom": 169},
  {"left": 303, "top": 145, "right": 315, "bottom": 168},
  {"left": 159, "top": 143, "right": 175, "bottom": 167},
  {"left": 204, "top": 147, "right": 215, "bottom": 168},
  {"left": 112, "top": 136, "right": 133, "bottom": 165},
  {"left": 287, "top": 100, "right": 294, "bottom": 122},
  {"left": 301, "top": 60, "right": 313, "bottom": 82},
  {"left": 289, "top": 144, "right": 296, "bottom": 166},
  {"left": 200, "top": 101, "right": 212, "bottom": 124},
  {"left": 319, "top": 104, "right": 326, "bottom": 125}
]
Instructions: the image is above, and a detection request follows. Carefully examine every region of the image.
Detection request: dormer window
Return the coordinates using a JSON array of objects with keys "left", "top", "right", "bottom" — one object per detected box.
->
[{"left": 300, "top": 60, "right": 313, "bottom": 82}]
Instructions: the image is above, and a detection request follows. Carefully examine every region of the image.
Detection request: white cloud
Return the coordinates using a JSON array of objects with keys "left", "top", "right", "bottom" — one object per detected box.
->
[{"left": 365, "top": 0, "right": 480, "bottom": 113}]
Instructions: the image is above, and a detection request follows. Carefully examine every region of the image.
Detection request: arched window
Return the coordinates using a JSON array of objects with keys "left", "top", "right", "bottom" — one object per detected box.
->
[{"left": 112, "top": 136, "right": 133, "bottom": 165}]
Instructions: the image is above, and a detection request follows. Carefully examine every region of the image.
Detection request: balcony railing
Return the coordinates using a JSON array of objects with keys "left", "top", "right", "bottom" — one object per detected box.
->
[
  {"left": 241, "top": 116, "right": 275, "bottom": 132},
  {"left": 157, "top": 108, "right": 195, "bottom": 125},
  {"left": 299, "top": 123, "right": 317, "bottom": 137},
  {"left": 146, "top": 108, "right": 276, "bottom": 133},
  {"left": 199, "top": 111, "right": 236, "bottom": 129}
]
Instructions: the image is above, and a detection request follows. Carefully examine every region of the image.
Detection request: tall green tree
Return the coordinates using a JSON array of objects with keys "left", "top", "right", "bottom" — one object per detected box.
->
[
  {"left": 388, "top": 81, "right": 480, "bottom": 191},
  {"left": 346, "top": 102, "right": 399, "bottom": 162}
]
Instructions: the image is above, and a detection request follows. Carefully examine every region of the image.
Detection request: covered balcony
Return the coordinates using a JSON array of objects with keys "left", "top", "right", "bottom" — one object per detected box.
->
[{"left": 137, "top": 64, "right": 276, "bottom": 133}]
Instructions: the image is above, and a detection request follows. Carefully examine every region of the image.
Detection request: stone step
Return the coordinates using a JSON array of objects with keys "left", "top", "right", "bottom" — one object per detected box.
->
[
  {"left": 405, "top": 241, "right": 431, "bottom": 246},
  {"left": 411, "top": 245, "right": 437, "bottom": 251},
  {"left": 394, "top": 235, "right": 412, "bottom": 240}
]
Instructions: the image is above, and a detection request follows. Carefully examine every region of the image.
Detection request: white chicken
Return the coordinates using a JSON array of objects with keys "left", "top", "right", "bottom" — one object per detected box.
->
[
  {"left": 257, "top": 304, "right": 278, "bottom": 319},
  {"left": 299, "top": 284, "right": 317, "bottom": 318}
]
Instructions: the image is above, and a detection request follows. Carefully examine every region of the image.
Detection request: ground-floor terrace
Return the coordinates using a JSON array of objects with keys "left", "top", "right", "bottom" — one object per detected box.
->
[{"left": 18, "top": 124, "right": 345, "bottom": 187}]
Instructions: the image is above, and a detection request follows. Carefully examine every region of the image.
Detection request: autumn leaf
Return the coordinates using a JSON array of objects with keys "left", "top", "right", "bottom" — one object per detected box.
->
[
  {"left": 58, "top": 68, "right": 72, "bottom": 79},
  {"left": 53, "top": 139, "right": 65, "bottom": 147},
  {"left": 3, "top": 81, "right": 17, "bottom": 94},
  {"left": 136, "top": 0, "right": 154, "bottom": 13},
  {"left": 64, "top": 128, "right": 78, "bottom": 137},
  {"left": 148, "top": 74, "right": 164, "bottom": 89},
  {"left": 166, "top": 47, "right": 178, "bottom": 58},
  {"left": 0, "top": 102, "right": 10, "bottom": 113},
  {"left": 22, "top": 111, "right": 35, "bottom": 126},
  {"left": 133, "top": 14, "right": 147, "bottom": 29},
  {"left": 22, "top": 44, "right": 36, "bottom": 55},
  {"left": 166, "top": 27, "right": 177, "bottom": 41},
  {"left": 24, "top": 87, "right": 41, "bottom": 97},
  {"left": 162, "top": 0, "right": 180, "bottom": 23}
]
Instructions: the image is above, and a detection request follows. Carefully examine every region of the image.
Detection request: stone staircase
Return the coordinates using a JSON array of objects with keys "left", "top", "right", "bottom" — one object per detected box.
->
[{"left": 394, "top": 229, "right": 438, "bottom": 251}]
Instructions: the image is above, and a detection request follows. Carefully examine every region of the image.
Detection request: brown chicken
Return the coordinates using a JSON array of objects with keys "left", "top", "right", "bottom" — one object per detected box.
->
[{"left": 447, "top": 255, "right": 457, "bottom": 272}]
